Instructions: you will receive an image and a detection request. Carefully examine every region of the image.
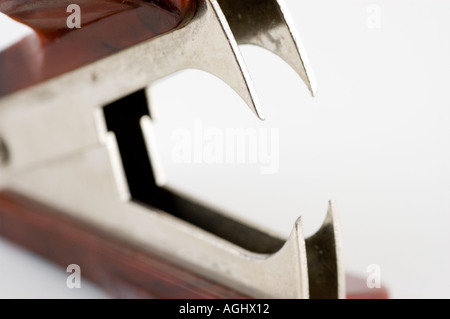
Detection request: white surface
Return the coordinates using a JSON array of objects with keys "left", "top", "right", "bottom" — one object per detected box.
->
[
  {"left": 0, "top": 12, "right": 32, "bottom": 51},
  {"left": 0, "top": 0, "right": 449, "bottom": 298},
  {"left": 0, "top": 240, "right": 109, "bottom": 299}
]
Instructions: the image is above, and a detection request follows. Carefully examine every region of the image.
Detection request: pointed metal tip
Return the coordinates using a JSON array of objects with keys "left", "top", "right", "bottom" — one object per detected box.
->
[
  {"left": 304, "top": 59, "right": 318, "bottom": 98},
  {"left": 196, "top": 0, "right": 267, "bottom": 122},
  {"left": 289, "top": 53, "right": 317, "bottom": 98},
  {"left": 324, "top": 200, "right": 336, "bottom": 224},
  {"left": 253, "top": 103, "right": 265, "bottom": 121},
  {"left": 304, "top": 200, "right": 345, "bottom": 299},
  {"left": 230, "top": 66, "right": 266, "bottom": 120},
  {"left": 294, "top": 216, "right": 303, "bottom": 228},
  {"left": 306, "top": 77, "right": 317, "bottom": 98},
  {"left": 288, "top": 216, "right": 305, "bottom": 241},
  {"left": 276, "top": 0, "right": 318, "bottom": 98},
  {"left": 217, "top": 0, "right": 318, "bottom": 101}
]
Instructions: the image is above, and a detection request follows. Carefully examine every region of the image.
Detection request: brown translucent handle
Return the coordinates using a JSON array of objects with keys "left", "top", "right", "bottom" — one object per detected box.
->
[
  {"left": 0, "top": 191, "right": 389, "bottom": 299},
  {"left": 0, "top": 0, "right": 197, "bottom": 97}
]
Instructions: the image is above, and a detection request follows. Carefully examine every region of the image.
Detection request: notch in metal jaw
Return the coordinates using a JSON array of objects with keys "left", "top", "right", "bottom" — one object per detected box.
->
[{"left": 0, "top": 0, "right": 343, "bottom": 298}]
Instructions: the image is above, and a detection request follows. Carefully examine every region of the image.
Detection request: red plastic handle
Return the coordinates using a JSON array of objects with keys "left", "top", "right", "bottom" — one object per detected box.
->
[{"left": 0, "top": 0, "right": 197, "bottom": 96}]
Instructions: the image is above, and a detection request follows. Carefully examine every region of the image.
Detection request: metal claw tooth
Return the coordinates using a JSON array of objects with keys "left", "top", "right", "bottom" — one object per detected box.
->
[
  {"left": 149, "top": 0, "right": 316, "bottom": 120},
  {"left": 217, "top": 0, "right": 317, "bottom": 96},
  {"left": 305, "top": 201, "right": 345, "bottom": 299},
  {"left": 150, "top": 0, "right": 265, "bottom": 120},
  {"left": 205, "top": 0, "right": 265, "bottom": 119}
]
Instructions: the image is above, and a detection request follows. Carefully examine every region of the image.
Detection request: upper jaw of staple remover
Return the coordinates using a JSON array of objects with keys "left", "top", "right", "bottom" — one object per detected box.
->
[
  {"left": 151, "top": 0, "right": 316, "bottom": 121},
  {"left": 217, "top": 0, "right": 317, "bottom": 97},
  {"left": 0, "top": 0, "right": 315, "bottom": 122},
  {"left": 209, "top": 0, "right": 317, "bottom": 120}
]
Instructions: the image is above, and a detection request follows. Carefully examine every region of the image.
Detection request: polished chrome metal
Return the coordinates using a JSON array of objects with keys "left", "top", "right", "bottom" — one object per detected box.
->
[
  {"left": 218, "top": 0, "right": 317, "bottom": 96},
  {"left": 0, "top": 0, "right": 264, "bottom": 174},
  {"left": 0, "top": 0, "right": 317, "bottom": 172},
  {"left": 306, "top": 201, "right": 345, "bottom": 299},
  {"left": 0, "top": 141, "right": 332, "bottom": 298},
  {"left": 0, "top": 0, "right": 342, "bottom": 298}
]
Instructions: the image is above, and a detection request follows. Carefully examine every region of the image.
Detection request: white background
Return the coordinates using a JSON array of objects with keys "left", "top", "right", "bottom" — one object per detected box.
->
[{"left": 0, "top": 0, "right": 449, "bottom": 298}]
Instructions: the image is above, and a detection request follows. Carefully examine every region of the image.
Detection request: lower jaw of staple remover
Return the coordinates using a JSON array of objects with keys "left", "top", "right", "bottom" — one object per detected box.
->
[
  {"left": 1, "top": 152, "right": 344, "bottom": 299},
  {"left": 0, "top": 114, "right": 345, "bottom": 298}
]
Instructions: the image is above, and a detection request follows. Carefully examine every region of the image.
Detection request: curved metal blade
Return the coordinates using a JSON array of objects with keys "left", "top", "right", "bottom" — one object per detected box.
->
[
  {"left": 218, "top": 0, "right": 317, "bottom": 96},
  {"left": 176, "top": 0, "right": 265, "bottom": 119},
  {"left": 152, "top": 0, "right": 265, "bottom": 120},
  {"left": 305, "top": 201, "right": 346, "bottom": 299}
]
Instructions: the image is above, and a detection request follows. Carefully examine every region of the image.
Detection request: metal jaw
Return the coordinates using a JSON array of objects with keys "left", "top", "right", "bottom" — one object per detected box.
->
[{"left": 0, "top": 0, "right": 343, "bottom": 298}]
